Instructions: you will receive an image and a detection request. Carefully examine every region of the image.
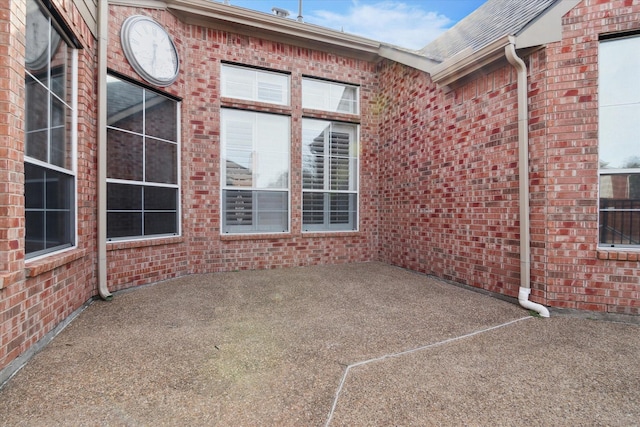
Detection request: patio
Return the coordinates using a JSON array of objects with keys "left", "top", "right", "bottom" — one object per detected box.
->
[{"left": 1, "top": 262, "right": 638, "bottom": 426}]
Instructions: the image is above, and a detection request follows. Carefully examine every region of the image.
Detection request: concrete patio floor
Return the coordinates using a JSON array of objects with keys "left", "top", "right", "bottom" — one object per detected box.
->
[{"left": 1, "top": 262, "right": 639, "bottom": 426}]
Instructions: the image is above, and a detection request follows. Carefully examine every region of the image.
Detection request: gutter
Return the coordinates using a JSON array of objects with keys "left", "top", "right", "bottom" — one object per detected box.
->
[
  {"left": 97, "top": 0, "right": 112, "bottom": 300},
  {"left": 504, "top": 40, "right": 549, "bottom": 318}
]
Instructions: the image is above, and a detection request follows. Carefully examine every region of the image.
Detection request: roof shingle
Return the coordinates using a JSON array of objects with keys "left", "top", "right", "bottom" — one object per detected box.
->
[{"left": 420, "top": 0, "right": 557, "bottom": 62}]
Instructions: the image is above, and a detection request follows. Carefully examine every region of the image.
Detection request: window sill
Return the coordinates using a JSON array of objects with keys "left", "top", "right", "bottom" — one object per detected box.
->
[
  {"left": 302, "top": 108, "right": 360, "bottom": 123},
  {"left": 220, "top": 233, "right": 290, "bottom": 242},
  {"left": 302, "top": 231, "right": 361, "bottom": 238},
  {"left": 25, "top": 248, "right": 89, "bottom": 278},
  {"left": 597, "top": 249, "right": 640, "bottom": 261},
  {"left": 220, "top": 97, "right": 292, "bottom": 115},
  {"left": 107, "top": 236, "right": 184, "bottom": 251}
]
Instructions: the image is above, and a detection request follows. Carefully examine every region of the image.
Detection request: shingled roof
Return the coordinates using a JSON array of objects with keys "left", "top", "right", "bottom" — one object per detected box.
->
[{"left": 420, "top": 0, "right": 557, "bottom": 62}]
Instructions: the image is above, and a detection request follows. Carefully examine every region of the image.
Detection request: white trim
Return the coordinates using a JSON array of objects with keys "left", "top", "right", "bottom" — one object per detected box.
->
[{"left": 72, "top": 47, "right": 79, "bottom": 252}]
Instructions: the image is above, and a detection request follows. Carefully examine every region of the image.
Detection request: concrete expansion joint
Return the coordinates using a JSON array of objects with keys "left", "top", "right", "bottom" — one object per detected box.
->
[{"left": 324, "top": 316, "right": 533, "bottom": 426}]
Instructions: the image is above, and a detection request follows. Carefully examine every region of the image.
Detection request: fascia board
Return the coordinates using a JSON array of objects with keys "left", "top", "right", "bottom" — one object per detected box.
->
[
  {"left": 429, "top": 35, "right": 513, "bottom": 86},
  {"left": 378, "top": 45, "right": 440, "bottom": 73}
]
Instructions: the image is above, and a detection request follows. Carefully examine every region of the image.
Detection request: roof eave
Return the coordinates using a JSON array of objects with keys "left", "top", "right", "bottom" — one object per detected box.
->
[
  {"left": 378, "top": 45, "right": 440, "bottom": 73},
  {"left": 110, "top": 0, "right": 381, "bottom": 61},
  {"left": 429, "top": 35, "right": 514, "bottom": 87}
]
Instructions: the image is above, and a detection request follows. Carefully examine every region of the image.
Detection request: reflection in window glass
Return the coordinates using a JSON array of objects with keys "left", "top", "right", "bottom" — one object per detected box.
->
[
  {"left": 106, "top": 75, "right": 180, "bottom": 240},
  {"left": 598, "top": 35, "right": 640, "bottom": 246}
]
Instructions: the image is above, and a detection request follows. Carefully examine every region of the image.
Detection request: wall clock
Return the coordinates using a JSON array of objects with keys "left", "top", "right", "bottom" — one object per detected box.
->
[{"left": 120, "top": 15, "right": 180, "bottom": 87}]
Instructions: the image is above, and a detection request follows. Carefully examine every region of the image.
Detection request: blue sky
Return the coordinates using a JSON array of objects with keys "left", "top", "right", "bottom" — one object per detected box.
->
[{"left": 219, "top": 0, "right": 486, "bottom": 50}]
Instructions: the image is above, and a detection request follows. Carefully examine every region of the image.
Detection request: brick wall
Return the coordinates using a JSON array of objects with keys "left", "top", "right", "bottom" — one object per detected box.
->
[
  {"left": 105, "top": 5, "right": 379, "bottom": 289},
  {"left": 377, "top": 0, "right": 640, "bottom": 315},
  {"left": 541, "top": 0, "right": 640, "bottom": 314},
  {"left": 0, "top": 0, "right": 98, "bottom": 372},
  {"left": 377, "top": 60, "right": 526, "bottom": 299}
]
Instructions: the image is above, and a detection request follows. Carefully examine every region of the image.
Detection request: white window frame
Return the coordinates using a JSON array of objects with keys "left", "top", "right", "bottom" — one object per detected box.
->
[
  {"left": 302, "top": 119, "right": 359, "bottom": 232},
  {"left": 221, "top": 63, "right": 290, "bottom": 106},
  {"left": 220, "top": 109, "right": 291, "bottom": 234},
  {"left": 598, "top": 33, "right": 640, "bottom": 248},
  {"left": 24, "top": 0, "right": 78, "bottom": 260},
  {"left": 105, "top": 75, "right": 181, "bottom": 241}
]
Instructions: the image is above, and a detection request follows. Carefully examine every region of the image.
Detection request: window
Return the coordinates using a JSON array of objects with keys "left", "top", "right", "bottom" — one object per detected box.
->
[
  {"left": 598, "top": 34, "right": 640, "bottom": 247},
  {"left": 24, "top": 0, "right": 76, "bottom": 258},
  {"left": 106, "top": 75, "right": 180, "bottom": 240},
  {"left": 302, "top": 78, "right": 359, "bottom": 114},
  {"left": 302, "top": 119, "right": 358, "bottom": 231},
  {"left": 221, "top": 64, "right": 290, "bottom": 106},
  {"left": 221, "top": 109, "right": 290, "bottom": 233}
]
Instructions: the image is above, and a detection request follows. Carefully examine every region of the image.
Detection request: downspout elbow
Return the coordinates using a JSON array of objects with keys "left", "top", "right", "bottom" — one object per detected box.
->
[{"left": 518, "top": 287, "right": 550, "bottom": 318}]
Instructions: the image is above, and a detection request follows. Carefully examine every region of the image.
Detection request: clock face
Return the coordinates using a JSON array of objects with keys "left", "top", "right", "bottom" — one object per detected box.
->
[{"left": 121, "top": 16, "right": 180, "bottom": 87}]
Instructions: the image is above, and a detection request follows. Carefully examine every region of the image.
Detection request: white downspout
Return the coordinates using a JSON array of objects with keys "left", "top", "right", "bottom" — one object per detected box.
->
[
  {"left": 505, "top": 40, "right": 549, "bottom": 318},
  {"left": 97, "top": 0, "right": 112, "bottom": 300}
]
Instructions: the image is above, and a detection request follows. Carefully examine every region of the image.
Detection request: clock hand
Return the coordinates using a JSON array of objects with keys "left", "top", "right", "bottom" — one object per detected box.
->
[{"left": 151, "top": 41, "right": 157, "bottom": 75}]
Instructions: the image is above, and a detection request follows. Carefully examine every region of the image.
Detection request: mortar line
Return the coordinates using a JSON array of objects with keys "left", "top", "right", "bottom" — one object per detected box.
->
[{"left": 324, "top": 316, "right": 533, "bottom": 426}]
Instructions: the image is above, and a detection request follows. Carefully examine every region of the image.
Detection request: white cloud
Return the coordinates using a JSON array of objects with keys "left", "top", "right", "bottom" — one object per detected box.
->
[{"left": 306, "top": 1, "right": 451, "bottom": 50}]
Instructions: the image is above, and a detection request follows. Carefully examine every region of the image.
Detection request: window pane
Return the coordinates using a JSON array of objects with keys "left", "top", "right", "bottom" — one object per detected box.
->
[
  {"left": 599, "top": 36, "right": 640, "bottom": 170},
  {"left": 145, "top": 138, "right": 177, "bottom": 184},
  {"left": 223, "top": 190, "right": 253, "bottom": 228},
  {"left": 106, "top": 76, "right": 144, "bottom": 133},
  {"left": 255, "top": 114, "right": 289, "bottom": 188},
  {"left": 25, "top": 0, "right": 51, "bottom": 75},
  {"left": 107, "top": 128, "right": 143, "bottom": 181},
  {"left": 145, "top": 187, "right": 177, "bottom": 210},
  {"left": 107, "top": 183, "right": 142, "bottom": 210},
  {"left": 25, "top": 211, "right": 45, "bottom": 253},
  {"left": 25, "top": 75, "right": 48, "bottom": 162},
  {"left": 50, "top": 42, "right": 68, "bottom": 101},
  {"left": 599, "top": 210, "right": 640, "bottom": 245},
  {"left": 46, "top": 210, "right": 71, "bottom": 249},
  {"left": 25, "top": 74, "right": 48, "bottom": 131},
  {"left": 222, "top": 66, "right": 255, "bottom": 100},
  {"left": 303, "top": 192, "right": 324, "bottom": 225},
  {"left": 25, "top": 164, "right": 74, "bottom": 255},
  {"left": 144, "top": 212, "right": 177, "bottom": 235},
  {"left": 330, "top": 193, "right": 356, "bottom": 226},
  {"left": 257, "top": 72, "right": 288, "bottom": 104},
  {"left": 25, "top": 163, "right": 45, "bottom": 209},
  {"left": 302, "top": 78, "right": 359, "bottom": 114},
  {"left": 599, "top": 104, "right": 640, "bottom": 169},
  {"left": 226, "top": 150, "right": 253, "bottom": 187},
  {"left": 26, "top": 131, "right": 48, "bottom": 163},
  {"left": 222, "top": 109, "right": 290, "bottom": 191},
  {"left": 145, "top": 92, "right": 177, "bottom": 141},
  {"left": 256, "top": 191, "right": 288, "bottom": 231},
  {"left": 45, "top": 169, "right": 73, "bottom": 209},
  {"left": 50, "top": 98, "right": 71, "bottom": 169},
  {"left": 221, "top": 64, "right": 289, "bottom": 105},
  {"left": 107, "top": 212, "right": 142, "bottom": 238}
]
